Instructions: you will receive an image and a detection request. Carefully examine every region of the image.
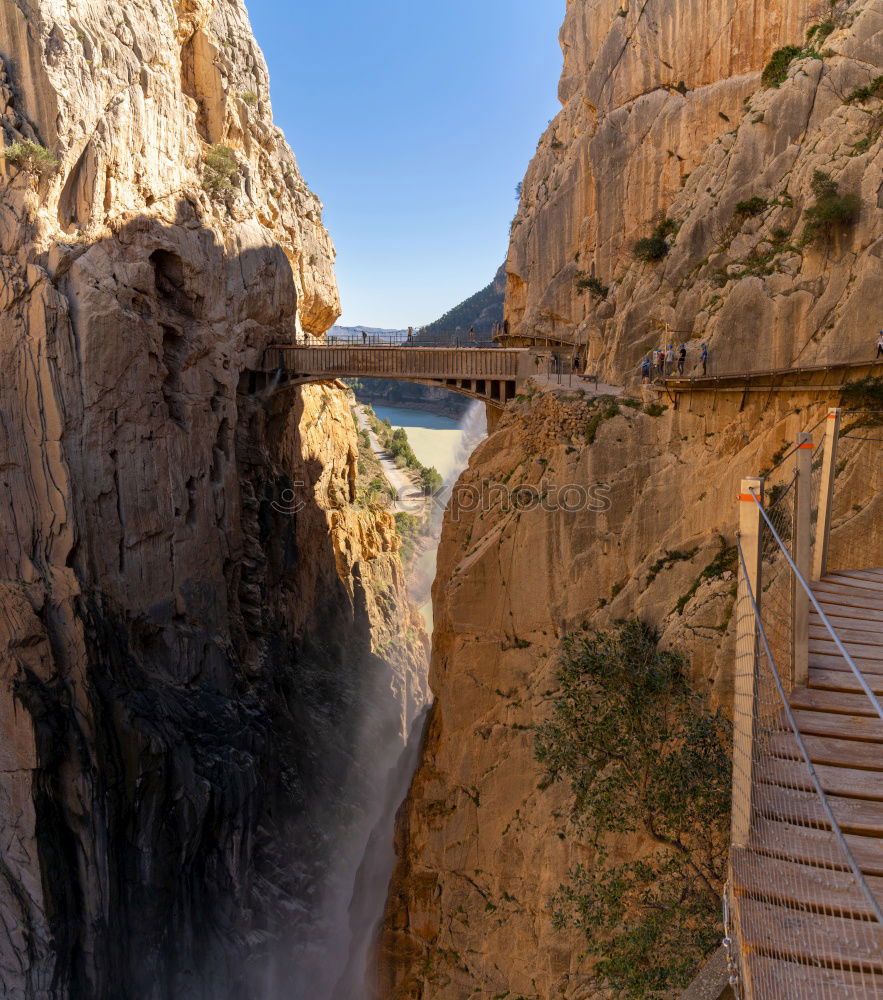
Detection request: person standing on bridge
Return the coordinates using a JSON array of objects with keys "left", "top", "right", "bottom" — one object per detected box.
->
[
  {"left": 361, "top": 330, "right": 367, "bottom": 345},
  {"left": 877, "top": 330, "right": 883, "bottom": 358},
  {"left": 701, "top": 342, "right": 708, "bottom": 375},
  {"left": 468, "top": 326, "right": 476, "bottom": 344},
  {"left": 665, "top": 344, "right": 675, "bottom": 375},
  {"left": 641, "top": 356, "right": 652, "bottom": 383},
  {"left": 655, "top": 347, "right": 665, "bottom": 376},
  {"left": 407, "top": 327, "right": 413, "bottom": 345},
  {"left": 677, "top": 343, "right": 687, "bottom": 375}
]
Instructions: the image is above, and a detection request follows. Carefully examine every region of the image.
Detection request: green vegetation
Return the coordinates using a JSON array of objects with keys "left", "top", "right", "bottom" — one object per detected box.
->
[
  {"left": 846, "top": 75, "right": 883, "bottom": 103},
  {"left": 802, "top": 170, "right": 860, "bottom": 245},
  {"left": 241, "top": 90, "right": 259, "bottom": 106},
  {"left": 734, "top": 196, "right": 767, "bottom": 218},
  {"left": 645, "top": 548, "right": 699, "bottom": 586},
  {"left": 806, "top": 19, "right": 836, "bottom": 46},
  {"left": 1, "top": 140, "right": 58, "bottom": 177},
  {"left": 675, "top": 537, "right": 737, "bottom": 615},
  {"left": 395, "top": 511, "right": 422, "bottom": 561},
  {"left": 584, "top": 398, "right": 621, "bottom": 444},
  {"left": 762, "top": 45, "right": 805, "bottom": 87},
  {"left": 643, "top": 401, "right": 667, "bottom": 417},
  {"left": 536, "top": 621, "right": 731, "bottom": 999},
  {"left": 633, "top": 218, "right": 676, "bottom": 263},
  {"left": 365, "top": 407, "right": 443, "bottom": 496},
  {"left": 203, "top": 144, "right": 239, "bottom": 196},
  {"left": 575, "top": 272, "right": 608, "bottom": 298}
]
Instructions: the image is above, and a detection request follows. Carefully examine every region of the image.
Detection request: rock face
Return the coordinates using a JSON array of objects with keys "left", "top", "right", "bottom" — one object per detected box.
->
[
  {"left": 0, "top": 1, "right": 425, "bottom": 997},
  {"left": 381, "top": 0, "right": 883, "bottom": 996},
  {"left": 506, "top": 0, "right": 883, "bottom": 378}
]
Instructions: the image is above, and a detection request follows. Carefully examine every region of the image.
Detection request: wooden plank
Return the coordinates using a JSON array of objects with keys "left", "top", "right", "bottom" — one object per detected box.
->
[
  {"left": 751, "top": 817, "right": 883, "bottom": 875},
  {"left": 789, "top": 686, "right": 883, "bottom": 717},
  {"left": 811, "top": 586, "right": 883, "bottom": 611},
  {"left": 813, "top": 602, "right": 883, "bottom": 624},
  {"left": 769, "top": 731, "right": 883, "bottom": 773},
  {"left": 747, "top": 955, "right": 883, "bottom": 998},
  {"left": 793, "top": 708, "right": 883, "bottom": 742},
  {"left": 810, "top": 613, "right": 883, "bottom": 634},
  {"left": 731, "top": 847, "right": 883, "bottom": 919},
  {"left": 739, "top": 897, "right": 883, "bottom": 971},
  {"left": 810, "top": 667, "right": 883, "bottom": 695},
  {"left": 810, "top": 624, "right": 883, "bottom": 645},
  {"left": 808, "top": 653, "right": 883, "bottom": 675},
  {"left": 826, "top": 571, "right": 883, "bottom": 592},
  {"left": 757, "top": 757, "right": 883, "bottom": 803},
  {"left": 809, "top": 638, "right": 883, "bottom": 662},
  {"left": 754, "top": 781, "right": 883, "bottom": 838}
]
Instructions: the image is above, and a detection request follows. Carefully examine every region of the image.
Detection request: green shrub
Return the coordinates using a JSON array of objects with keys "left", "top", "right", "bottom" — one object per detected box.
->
[
  {"left": 633, "top": 218, "right": 676, "bottom": 262},
  {"left": 241, "top": 90, "right": 259, "bottom": 106},
  {"left": 575, "top": 273, "right": 608, "bottom": 298},
  {"left": 734, "top": 196, "right": 767, "bottom": 218},
  {"left": 802, "top": 170, "right": 860, "bottom": 245},
  {"left": 395, "top": 511, "right": 422, "bottom": 561},
  {"left": 1, "top": 140, "right": 58, "bottom": 177},
  {"left": 845, "top": 75, "right": 883, "bottom": 103},
  {"left": 806, "top": 19, "right": 835, "bottom": 45},
  {"left": 643, "top": 401, "right": 667, "bottom": 416},
  {"left": 203, "top": 144, "right": 239, "bottom": 196},
  {"left": 536, "top": 621, "right": 731, "bottom": 999},
  {"left": 761, "top": 45, "right": 804, "bottom": 87}
]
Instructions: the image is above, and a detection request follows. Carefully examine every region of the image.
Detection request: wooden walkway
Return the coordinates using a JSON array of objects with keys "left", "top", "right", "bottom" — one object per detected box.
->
[{"left": 731, "top": 569, "right": 883, "bottom": 998}]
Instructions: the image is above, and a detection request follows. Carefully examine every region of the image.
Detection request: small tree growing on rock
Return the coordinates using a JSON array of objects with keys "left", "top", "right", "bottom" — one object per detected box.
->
[
  {"left": 536, "top": 621, "right": 731, "bottom": 999},
  {"left": 802, "top": 170, "right": 860, "bottom": 245},
  {"left": 203, "top": 144, "right": 239, "bottom": 197},
  {"left": 1, "top": 139, "right": 58, "bottom": 178}
]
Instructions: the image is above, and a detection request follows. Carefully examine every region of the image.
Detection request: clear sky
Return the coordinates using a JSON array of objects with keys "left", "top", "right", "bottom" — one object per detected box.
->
[{"left": 247, "top": 0, "right": 564, "bottom": 329}]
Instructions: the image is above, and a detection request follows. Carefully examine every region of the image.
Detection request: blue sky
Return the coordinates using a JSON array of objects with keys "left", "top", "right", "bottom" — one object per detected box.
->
[{"left": 247, "top": 0, "right": 564, "bottom": 329}]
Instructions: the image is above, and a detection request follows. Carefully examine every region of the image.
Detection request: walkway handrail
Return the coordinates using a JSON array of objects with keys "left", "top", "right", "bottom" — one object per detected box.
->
[
  {"left": 735, "top": 539, "right": 883, "bottom": 926},
  {"left": 748, "top": 485, "right": 883, "bottom": 725}
]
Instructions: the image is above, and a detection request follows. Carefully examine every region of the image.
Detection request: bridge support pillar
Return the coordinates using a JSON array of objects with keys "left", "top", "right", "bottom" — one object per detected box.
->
[
  {"left": 793, "top": 433, "right": 813, "bottom": 688},
  {"left": 732, "top": 477, "right": 763, "bottom": 849},
  {"left": 812, "top": 407, "right": 841, "bottom": 580}
]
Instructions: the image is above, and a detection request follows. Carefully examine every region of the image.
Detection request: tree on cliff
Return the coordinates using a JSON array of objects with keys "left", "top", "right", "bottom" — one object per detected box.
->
[{"left": 535, "top": 621, "right": 731, "bottom": 999}]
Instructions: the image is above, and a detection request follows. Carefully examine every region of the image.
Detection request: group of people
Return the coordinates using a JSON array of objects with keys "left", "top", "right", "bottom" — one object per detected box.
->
[{"left": 641, "top": 342, "right": 709, "bottom": 382}]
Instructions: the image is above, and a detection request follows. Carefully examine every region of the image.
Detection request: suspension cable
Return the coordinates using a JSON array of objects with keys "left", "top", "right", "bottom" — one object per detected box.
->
[{"left": 748, "top": 487, "right": 883, "bottom": 724}]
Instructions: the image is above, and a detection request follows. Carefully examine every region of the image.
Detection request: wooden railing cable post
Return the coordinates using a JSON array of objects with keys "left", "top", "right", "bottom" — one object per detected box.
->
[
  {"left": 793, "top": 433, "right": 813, "bottom": 688},
  {"left": 812, "top": 407, "right": 841, "bottom": 581},
  {"left": 732, "top": 476, "right": 763, "bottom": 849}
]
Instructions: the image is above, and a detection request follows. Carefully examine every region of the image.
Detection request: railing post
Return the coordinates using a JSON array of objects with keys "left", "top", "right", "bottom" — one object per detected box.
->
[
  {"left": 732, "top": 476, "right": 763, "bottom": 849},
  {"left": 793, "top": 433, "right": 813, "bottom": 688},
  {"left": 812, "top": 407, "right": 841, "bottom": 581}
]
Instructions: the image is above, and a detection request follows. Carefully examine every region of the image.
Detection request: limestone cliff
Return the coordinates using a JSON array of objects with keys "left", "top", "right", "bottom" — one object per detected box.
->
[
  {"left": 506, "top": 0, "right": 883, "bottom": 377},
  {"left": 0, "top": 1, "right": 425, "bottom": 996},
  {"left": 382, "top": 0, "right": 883, "bottom": 996}
]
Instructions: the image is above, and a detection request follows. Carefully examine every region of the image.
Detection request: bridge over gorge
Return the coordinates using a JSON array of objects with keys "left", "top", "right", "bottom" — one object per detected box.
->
[
  {"left": 724, "top": 407, "right": 883, "bottom": 998},
  {"left": 263, "top": 344, "right": 535, "bottom": 407}
]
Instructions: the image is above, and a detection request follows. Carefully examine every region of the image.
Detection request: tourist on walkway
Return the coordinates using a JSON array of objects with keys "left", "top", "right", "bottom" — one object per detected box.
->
[
  {"left": 468, "top": 326, "right": 476, "bottom": 344},
  {"left": 665, "top": 344, "right": 675, "bottom": 375},
  {"left": 677, "top": 343, "right": 687, "bottom": 375},
  {"left": 641, "top": 356, "right": 652, "bottom": 383},
  {"left": 407, "top": 326, "right": 413, "bottom": 345},
  {"left": 361, "top": 330, "right": 367, "bottom": 345},
  {"left": 701, "top": 343, "right": 708, "bottom": 375},
  {"left": 655, "top": 347, "right": 665, "bottom": 376},
  {"left": 573, "top": 353, "right": 581, "bottom": 373},
  {"left": 877, "top": 330, "right": 883, "bottom": 358}
]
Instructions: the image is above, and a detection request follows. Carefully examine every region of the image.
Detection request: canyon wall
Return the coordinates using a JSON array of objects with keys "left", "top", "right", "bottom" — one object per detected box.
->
[
  {"left": 506, "top": 0, "right": 883, "bottom": 379},
  {"left": 382, "top": 0, "right": 883, "bottom": 996},
  {"left": 0, "top": 1, "right": 425, "bottom": 996}
]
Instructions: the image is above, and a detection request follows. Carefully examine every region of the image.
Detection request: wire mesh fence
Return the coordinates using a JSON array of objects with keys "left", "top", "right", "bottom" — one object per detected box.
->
[{"left": 726, "top": 409, "right": 883, "bottom": 999}]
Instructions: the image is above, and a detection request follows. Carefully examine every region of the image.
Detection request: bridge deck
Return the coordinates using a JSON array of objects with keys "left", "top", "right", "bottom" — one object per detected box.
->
[
  {"left": 732, "top": 570, "right": 883, "bottom": 998},
  {"left": 265, "top": 344, "right": 532, "bottom": 407}
]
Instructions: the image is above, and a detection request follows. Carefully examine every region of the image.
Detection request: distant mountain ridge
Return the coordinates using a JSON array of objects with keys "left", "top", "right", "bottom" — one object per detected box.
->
[{"left": 417, "top": 265, "right": 505, "bottom": 340}]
